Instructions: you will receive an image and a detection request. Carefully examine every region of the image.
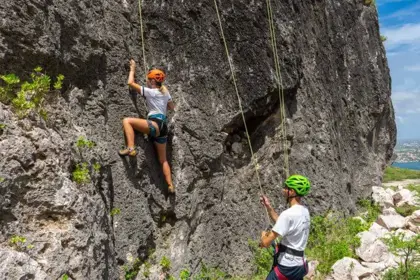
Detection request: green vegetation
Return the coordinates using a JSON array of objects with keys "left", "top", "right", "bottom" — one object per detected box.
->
[
  {"left": 303, "top": 201, "right": 380, "bottom": 276},
  {"left": 143, "top": 261, "right": 151, "bottom": 278},
  {"left": 179, "top": 268, "right": 191, "bottom": 280},
  {"left": 160, "top": 256, "right": 172, "bottom": 272},
  {"left": 123, "top": 257, "right": 142, "bottom": 280},
  {"left": 61, "top": 274, "right": 69, "bottom": 280},
  {"left": 71, "top": 136, "right": 103, "bottom": 184},
  {"left": 0, "top": 68, "right": 64, "bottom": 118},
  {"left": 357, "top": 199, "right": 381, "bottom": 224},
  {"left": 93, "top": 162, "right": 101, "bottom": 172},
  {"left": 383, "top": 166, "right": 420, "bottom": 183},
  {"left": 54, "top": 74, "right": 65, "bottom": 90},
  {"left": 407, "top": 184, "right": 420, "bottom": 197},
  {"left": 110, "top": 208, "right": 121, "bottom": 217},
  {"left": 248, "top": 240, "right": 272, "bottom": 278},
  {"left": 364, "top": 0, "right": 376, "bottom": 6},
  {"left": 72, "top": 163, "right": 90, "bottom": 184},
  {"left": 194, "top": 264, "right": 228, "bottom": 280},
  {"left": 9, "top": 235, "right": 33, "bottom": 251},
  {"left": 396, "top": 204, "right": 420, "bottom": 217},
  {"left": 0, "top": 177, "right": 5, "bottom": 183},
  {"left": 380, "top": 35, "right": 387, "bottom": 42},
  {"left": 0, "top": 123, "right": 6, "bottom": 131},
  {"left": 76, "top": 136, "right": 96, "bottom": 149},
  {"left": 305, "top": 213, "right": 368, "bottom": 275},
  {"left": 383, "top": 233, "right": 420, "bottom": 280}
]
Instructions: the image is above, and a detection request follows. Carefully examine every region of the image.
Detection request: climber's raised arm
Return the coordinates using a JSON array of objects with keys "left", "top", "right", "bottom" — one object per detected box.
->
[{"left": 127, "top": 59, "right": 142, "bottom": 94}]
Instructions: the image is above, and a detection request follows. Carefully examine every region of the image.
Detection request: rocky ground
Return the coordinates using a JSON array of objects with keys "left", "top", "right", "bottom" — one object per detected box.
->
[{"left": 320, "top": 181, "right": 420, "bottom": 280}]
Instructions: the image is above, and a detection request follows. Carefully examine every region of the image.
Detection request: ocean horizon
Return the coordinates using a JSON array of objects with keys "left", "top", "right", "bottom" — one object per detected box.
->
[{"left": 392, "top": 161, "right": 420, "bottom": 171}]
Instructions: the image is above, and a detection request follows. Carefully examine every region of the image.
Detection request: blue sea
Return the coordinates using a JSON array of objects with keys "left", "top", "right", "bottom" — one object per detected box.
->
[{"left": 392, "top": 162, "right": 420, "bottom": 171}]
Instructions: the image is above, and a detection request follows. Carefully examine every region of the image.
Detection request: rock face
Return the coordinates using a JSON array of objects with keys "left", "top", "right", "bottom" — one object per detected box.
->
[{"left": 0, "top": 0, "right": 395, "bottom": 279}]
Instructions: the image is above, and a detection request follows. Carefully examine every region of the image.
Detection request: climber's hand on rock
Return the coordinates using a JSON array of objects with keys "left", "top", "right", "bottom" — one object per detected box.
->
[{"left": 130, "top": 59, "right": 136, "bottom": 71}]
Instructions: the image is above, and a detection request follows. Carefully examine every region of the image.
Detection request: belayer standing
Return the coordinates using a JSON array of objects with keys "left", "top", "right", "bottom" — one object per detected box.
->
[
  {"left": 119, "top": 59, "right": 176, "bottom": 194},
  {"left": 259, "top": 175, "right": 311, "bottom": 280}
]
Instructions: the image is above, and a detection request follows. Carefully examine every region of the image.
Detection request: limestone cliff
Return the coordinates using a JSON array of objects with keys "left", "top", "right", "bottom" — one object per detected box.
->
[{"left": 0, "top": 0, "right": 395, "bottom": 279}]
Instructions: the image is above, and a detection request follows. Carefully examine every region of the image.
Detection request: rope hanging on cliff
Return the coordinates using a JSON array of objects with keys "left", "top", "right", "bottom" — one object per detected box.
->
[
  {"left": 213, "top": 0, "right": 270, "bottom": 225},
  {"left": 266, "top": 0, "right": 290, "bottom": 178},
  {"left": 138, "top": 0, "right": 149, "bottom": 82}
]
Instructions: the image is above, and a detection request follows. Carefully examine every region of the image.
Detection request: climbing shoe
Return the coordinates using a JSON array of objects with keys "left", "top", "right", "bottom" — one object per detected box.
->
[
  {"left": 118, "top": 147, "right": 137, "bottom": 157},
  {"left": 168, "top": 185, "right": 175, "bottom": 194}
]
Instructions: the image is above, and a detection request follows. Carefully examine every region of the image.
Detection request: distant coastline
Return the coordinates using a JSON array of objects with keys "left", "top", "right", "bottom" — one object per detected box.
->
[{"left": 392, "top": 161, "right": 420, "bottom": 171}]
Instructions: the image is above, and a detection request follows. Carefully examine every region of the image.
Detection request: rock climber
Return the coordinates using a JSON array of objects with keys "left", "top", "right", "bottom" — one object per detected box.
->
[
  {"left": 119, "top": 59, "right": 175, "bottom": 194},
  {"left": 259, "top": 175, "right": 311, "bottom": 280}
]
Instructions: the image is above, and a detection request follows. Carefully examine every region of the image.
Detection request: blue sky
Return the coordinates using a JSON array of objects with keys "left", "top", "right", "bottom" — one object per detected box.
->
[{"left": 377, "top": 0, "right": 420, "bottom": 140}]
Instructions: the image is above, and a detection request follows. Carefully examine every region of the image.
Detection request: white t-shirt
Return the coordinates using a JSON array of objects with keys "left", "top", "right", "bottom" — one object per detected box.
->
[
  {"left": 141, "top": 86, "right": 172, "bottom": 117},
  {"left": 272, "top": 204, "right": 310, "bottom": 267}
]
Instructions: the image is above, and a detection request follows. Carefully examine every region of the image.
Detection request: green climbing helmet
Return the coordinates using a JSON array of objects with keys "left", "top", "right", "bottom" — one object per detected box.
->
[{"left": 285, "top": 175, "right": 311, "bottom": 196}]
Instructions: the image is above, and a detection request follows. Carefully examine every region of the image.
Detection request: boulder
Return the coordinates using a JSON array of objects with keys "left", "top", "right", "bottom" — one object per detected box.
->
[
  {"left": 368, "top": 222, "right": 389, "bottom": 238},
  {"left": 330, "top": 257, "right": 373, "bottom": 280},
  {"left": 377, "top": 214, "right": 406, "bottom": 230},
  {"left": 356, "top": 231, "right": 391, "bottom": 262},
  {"left": 372, "top": 186, "right": 394, "bottom": 208},
  {"left": 382, "top": 207, "right": 397, "bottom": 216},
  {"left": 393, "top": 189, "right": 416, "bottom": 207},
  {"left": 409, "top": 210, "right": 420, "bottom": 223}
]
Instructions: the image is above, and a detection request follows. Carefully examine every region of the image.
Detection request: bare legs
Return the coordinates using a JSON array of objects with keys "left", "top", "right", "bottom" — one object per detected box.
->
[
  {"left": 121, "top": 117, "right": 174, "bottom": 192},
  {"left": 154, "top": 142, "right": 174, "bottom": 192},
  {"left": 122, "top": 118, "right": 157, "bottom": 147}
]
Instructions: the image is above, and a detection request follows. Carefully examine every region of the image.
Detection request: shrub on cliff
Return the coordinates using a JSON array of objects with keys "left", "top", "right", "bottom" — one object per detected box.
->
[{"left": 0, "top": 67, "right": 64, "bottom": 119}]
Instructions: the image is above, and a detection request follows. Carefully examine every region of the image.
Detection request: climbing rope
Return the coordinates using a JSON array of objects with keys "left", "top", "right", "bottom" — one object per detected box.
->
[
  {"left": 213, "top": 0, "right": 270, "bottom": 225},
  {"left": 266, "top": 0, "right": 290, "bottom": 178},
  {"left": 138, "top": 0, "right": 149, "bottom": 82}
]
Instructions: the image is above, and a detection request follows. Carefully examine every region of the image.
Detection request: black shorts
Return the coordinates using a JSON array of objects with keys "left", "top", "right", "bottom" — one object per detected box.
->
[
  {"left": 147, "top": 114, "right": 168, "bottom": 144},
  {"left": 266, "top": 263, "right": 308, "bottom": 280}
]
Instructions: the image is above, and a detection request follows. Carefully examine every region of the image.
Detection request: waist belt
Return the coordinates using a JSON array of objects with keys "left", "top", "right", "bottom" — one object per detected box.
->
[{"left": 278, "top": 244, "right": 304, "bottom": 257}]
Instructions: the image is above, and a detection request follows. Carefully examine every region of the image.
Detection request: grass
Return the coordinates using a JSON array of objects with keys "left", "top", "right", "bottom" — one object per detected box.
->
[
  {"left": 407, "top": 184, "right": 420, "bottom": 197},
  {"left": 383, "top": 166, "right": 420, "bottom": 183},
  {"left": 396, "top": 205, "right": 420, "bottom": 217},
  {"left": 72, "top": 163, "right": 90, "bottom": 184},
  {"left": 110, "top": 208, "right": 121, "bottom": 217}
]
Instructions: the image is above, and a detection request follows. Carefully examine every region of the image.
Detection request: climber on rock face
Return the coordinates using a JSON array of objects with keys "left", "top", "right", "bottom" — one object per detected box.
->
[
  {"left": 119, "top": 59, "right": 176, "bottom": 194},
  {"left": 259, "top": 175, "right": 311, "bottom": 280}
]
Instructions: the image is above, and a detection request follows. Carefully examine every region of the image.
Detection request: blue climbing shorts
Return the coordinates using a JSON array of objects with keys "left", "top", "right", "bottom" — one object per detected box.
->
[{"left": 147, "top": 114, "right": 168, "bottom": 144}]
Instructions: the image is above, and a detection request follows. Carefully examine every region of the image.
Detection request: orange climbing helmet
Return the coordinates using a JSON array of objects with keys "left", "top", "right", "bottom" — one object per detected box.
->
[{"left": 147, "top": 69, "right": 166, "bottom": 83}]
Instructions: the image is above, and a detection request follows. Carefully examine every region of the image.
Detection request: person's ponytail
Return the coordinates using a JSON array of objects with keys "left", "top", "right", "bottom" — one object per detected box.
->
[{"left": 158, "top": 84, "right": 169, "bottom": 95}]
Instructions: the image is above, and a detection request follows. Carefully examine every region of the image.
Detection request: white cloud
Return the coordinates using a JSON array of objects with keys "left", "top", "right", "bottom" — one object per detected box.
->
[
  {"left": 392, "top": 91, "right": 417, "bottom": 102},
  {"left": 404, "top": 64, "right": 420, "bottom": 71},
  {"left": 396, "top": 116, "right": 405, "bottom": 124},
  {"left": 382, "top": 23, "right": 420, "bottom": 49}
]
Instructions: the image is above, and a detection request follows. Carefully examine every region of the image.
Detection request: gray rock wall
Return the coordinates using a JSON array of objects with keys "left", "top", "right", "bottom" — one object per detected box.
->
[{"left": 0, "top": 0, "right": 395, "bottom": 279}]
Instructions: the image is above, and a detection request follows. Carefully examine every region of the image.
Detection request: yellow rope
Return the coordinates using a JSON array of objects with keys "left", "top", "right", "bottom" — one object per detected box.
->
[
  {"left": 213, "top": 0, "right": 270, "bottom": 225},
  {"left": 138, "top": 0, "right": 148, "bottom": 82},
  {"left": 266, "top": 0, "right": 289, "bottom": 178}
]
